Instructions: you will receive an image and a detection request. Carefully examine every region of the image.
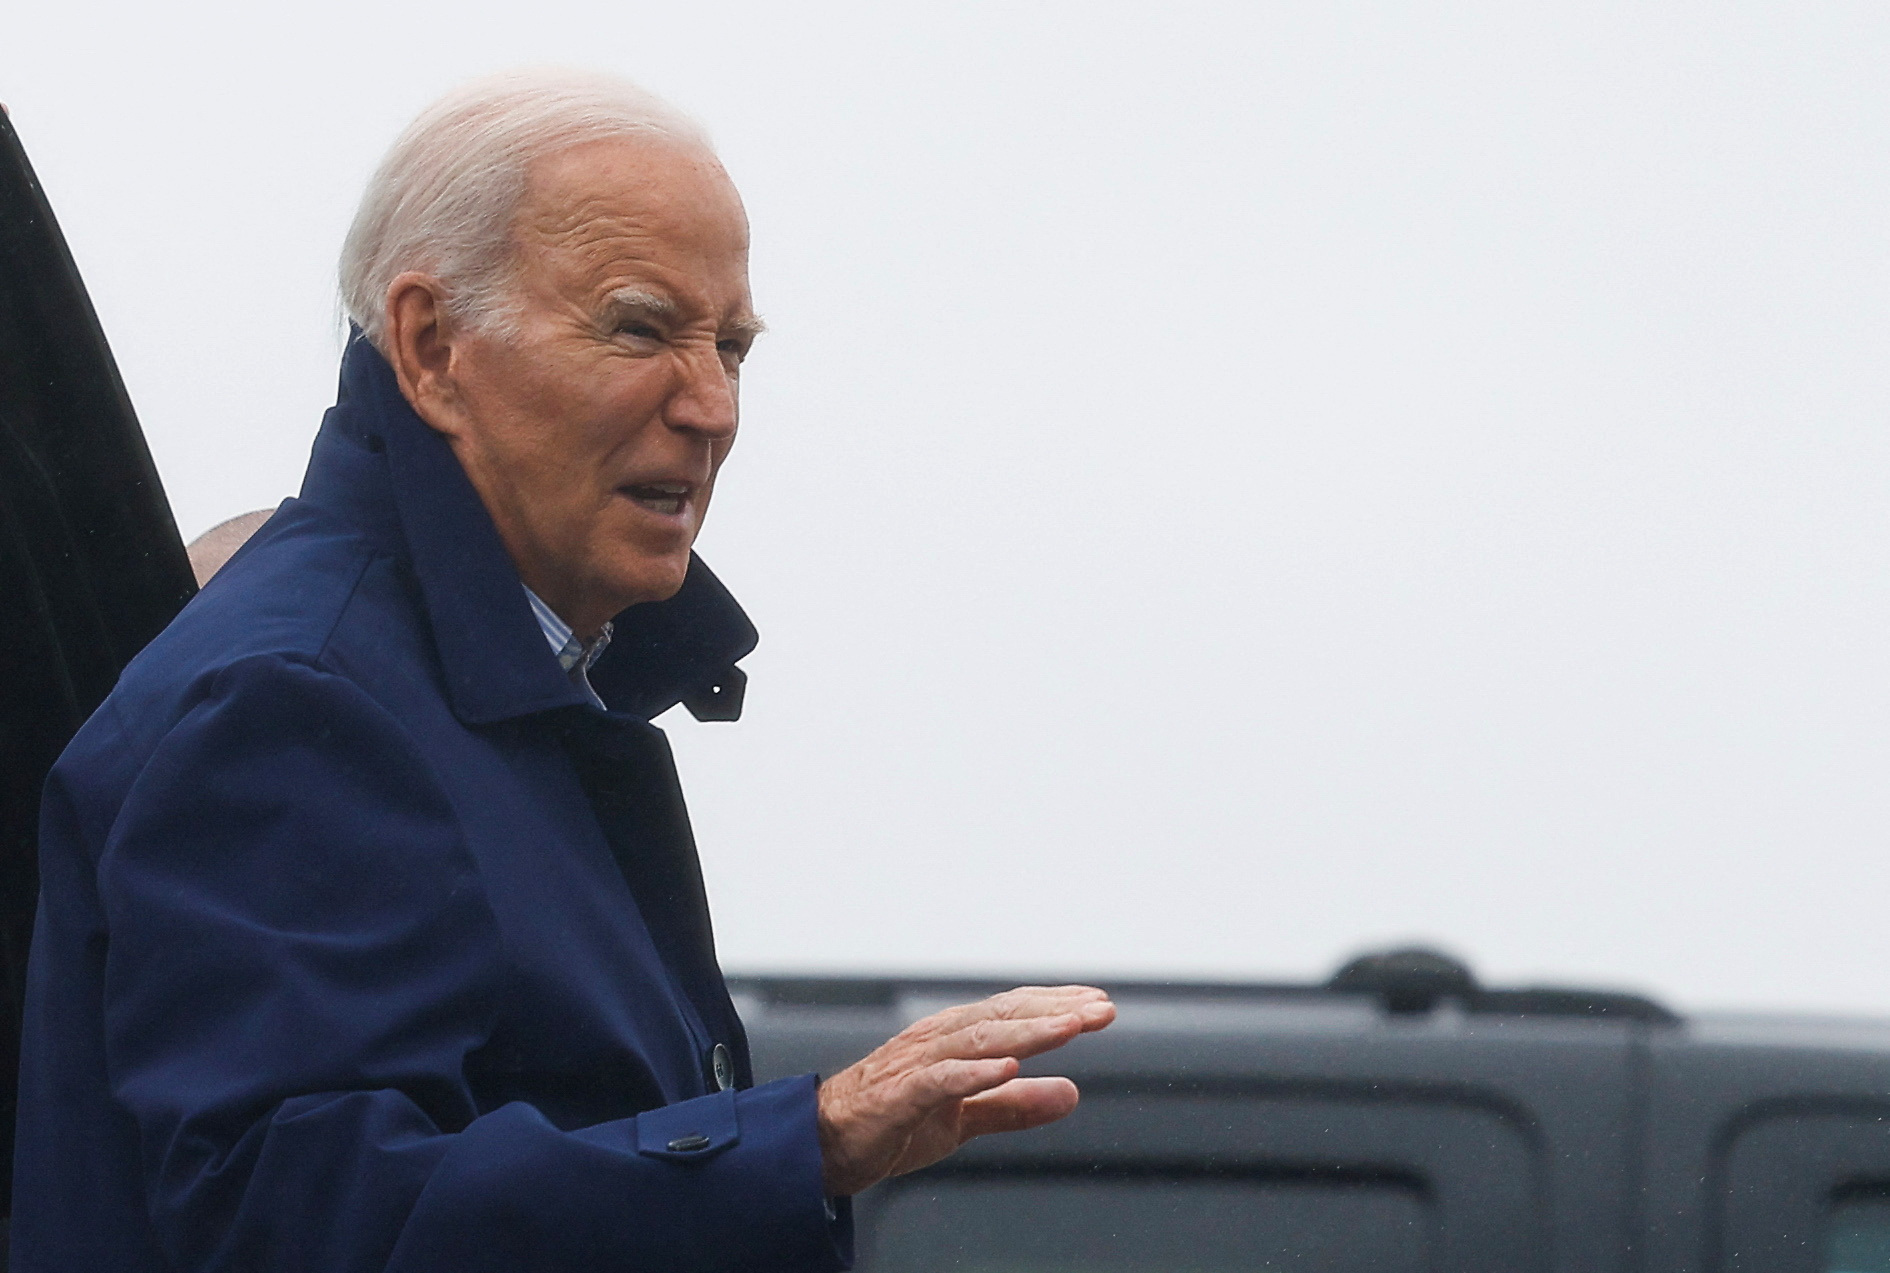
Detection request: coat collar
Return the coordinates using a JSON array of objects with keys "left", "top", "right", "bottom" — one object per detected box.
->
[{"left": 298, "top": 332, "right": 757, "bottom": 725}]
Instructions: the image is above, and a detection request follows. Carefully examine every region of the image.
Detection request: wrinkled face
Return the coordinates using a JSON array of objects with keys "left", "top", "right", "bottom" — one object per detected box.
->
[{"left": 435, "top": 136, "right": 758, "bottom": 633}]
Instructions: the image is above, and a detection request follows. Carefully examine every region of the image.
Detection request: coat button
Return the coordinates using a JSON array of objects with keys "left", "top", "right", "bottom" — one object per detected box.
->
[
  {"left": 667, "top": 1134, "right": 712, "bottom": 1153},
  {"left": 711, "top": 1042, "right": 733, "bottom": 1092}
]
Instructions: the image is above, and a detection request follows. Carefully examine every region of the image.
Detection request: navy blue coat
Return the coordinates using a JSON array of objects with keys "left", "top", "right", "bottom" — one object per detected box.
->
[{"left": 11, "top": 336, "right": 852, "bottom": 1272}]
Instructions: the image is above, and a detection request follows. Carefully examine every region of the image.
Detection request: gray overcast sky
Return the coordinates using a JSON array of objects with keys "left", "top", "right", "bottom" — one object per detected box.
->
[{"left": 6, "top": 2, "right": 1890, "bottom": 1014}]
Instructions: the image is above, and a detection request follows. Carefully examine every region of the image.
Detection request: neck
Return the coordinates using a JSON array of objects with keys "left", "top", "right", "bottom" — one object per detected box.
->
[{"left": 521, "top": 574, "right": 614, "bottom": 642}]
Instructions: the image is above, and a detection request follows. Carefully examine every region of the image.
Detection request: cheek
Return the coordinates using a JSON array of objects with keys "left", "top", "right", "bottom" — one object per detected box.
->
[
  {"left": 487, "top": 347, "right": 633, "bottom": 457},
  {"left": 592, "top": 355, "right": 673, "bottom": 411}
]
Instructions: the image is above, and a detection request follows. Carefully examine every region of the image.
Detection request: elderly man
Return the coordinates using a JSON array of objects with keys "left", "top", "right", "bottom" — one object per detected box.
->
[{"left": 11, "top": 71, "right": 1113, "bottom": 1271}]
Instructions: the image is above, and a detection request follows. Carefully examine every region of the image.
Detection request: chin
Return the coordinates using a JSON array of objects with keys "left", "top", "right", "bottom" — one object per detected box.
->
[{"left": 609, "top": 554, "right": 692, "bottom": 612}]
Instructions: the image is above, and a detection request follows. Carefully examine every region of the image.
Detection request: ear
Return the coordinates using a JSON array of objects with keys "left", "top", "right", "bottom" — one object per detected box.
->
[{"left": 381, "top": 272, "right": 470, "bottom": 436}]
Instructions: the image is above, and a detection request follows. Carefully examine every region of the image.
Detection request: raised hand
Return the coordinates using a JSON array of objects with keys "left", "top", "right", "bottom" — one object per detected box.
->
[{"left": 815, "top": 985, "right": 1116, "bottom": 1197}]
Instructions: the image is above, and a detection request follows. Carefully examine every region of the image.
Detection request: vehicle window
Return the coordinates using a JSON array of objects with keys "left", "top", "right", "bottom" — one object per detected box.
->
[
  {"left": 1828, "top": 1188, "right": 1890, "bottom": 1273},
  {"left": 863, "top": 1173, "right": 1429, "bottom": 1272}
]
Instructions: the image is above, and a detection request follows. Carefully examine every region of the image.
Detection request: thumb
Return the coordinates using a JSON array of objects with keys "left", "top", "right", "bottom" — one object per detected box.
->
[{"left": 957, "top": 1076, "right": 1080, "bottom": 1139}]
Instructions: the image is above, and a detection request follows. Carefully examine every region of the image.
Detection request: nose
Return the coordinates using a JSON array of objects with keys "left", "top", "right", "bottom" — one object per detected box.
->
[{"left": 663, "top": 343, "right": 739, "bottom": 442}]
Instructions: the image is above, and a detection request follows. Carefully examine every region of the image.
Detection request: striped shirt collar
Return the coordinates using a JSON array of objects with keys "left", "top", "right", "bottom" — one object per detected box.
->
[{"left": 523, "top": 585, "right": 613, "bottom": 709}]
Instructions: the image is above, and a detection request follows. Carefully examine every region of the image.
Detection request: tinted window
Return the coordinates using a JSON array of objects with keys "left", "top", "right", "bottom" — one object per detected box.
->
[
  {"left": 1828, "top": 1190, "right": 1890, "bottom": 1272},
  {"left": 864, "top": 1174, "right": 1429, "bottom": 1272}
]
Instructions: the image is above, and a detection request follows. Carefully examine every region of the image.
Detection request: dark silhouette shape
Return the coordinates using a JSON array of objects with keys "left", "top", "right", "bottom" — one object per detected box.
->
[{"left": 0, "top": 109, "right": 196, "bottom": 1225}]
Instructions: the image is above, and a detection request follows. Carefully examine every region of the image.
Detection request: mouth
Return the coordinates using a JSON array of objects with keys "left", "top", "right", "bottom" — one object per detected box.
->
[{"left": 619, "top": 480, "right": 693, "bottom": 518}]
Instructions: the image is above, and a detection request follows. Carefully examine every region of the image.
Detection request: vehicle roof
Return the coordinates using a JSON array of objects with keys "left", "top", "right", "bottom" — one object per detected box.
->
[{"left": 727, "top": 963, "right": 1890, "bottom": 1054}]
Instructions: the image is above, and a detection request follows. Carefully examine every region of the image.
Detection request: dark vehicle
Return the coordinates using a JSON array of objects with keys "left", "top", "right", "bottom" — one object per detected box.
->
[{"left": 733, "top": 953, "right": 1890, "bottom": 1273}]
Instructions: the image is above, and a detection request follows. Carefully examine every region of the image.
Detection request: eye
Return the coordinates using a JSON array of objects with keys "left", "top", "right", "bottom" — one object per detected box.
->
[
  {"left": 619, "top": 321, "right": 664, "bottom": 341},
  {"left": 716, "top": 338, "right": 752, "bottom": 373}
]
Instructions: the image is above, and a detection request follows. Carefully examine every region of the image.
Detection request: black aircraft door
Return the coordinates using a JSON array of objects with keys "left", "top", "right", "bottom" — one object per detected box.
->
[{"left": 0, "top": 109, "right": 196, "bottom": 1213}]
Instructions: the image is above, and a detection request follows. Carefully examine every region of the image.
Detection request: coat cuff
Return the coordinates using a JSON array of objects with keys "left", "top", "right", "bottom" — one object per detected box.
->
[
  {"left": 636, "top": 1073, "right": 853, "bottom": 1270},
  {"left": 385, "top": 1071, "right": 853, "bottom": 1269}
]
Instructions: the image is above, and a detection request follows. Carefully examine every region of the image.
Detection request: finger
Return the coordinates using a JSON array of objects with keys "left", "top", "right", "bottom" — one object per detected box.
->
[
  {"left": 958, "top": 1076, "right": 1081, "bottom": 1138},
  {"left": 920, "top": 1012, "right": 1088, "bottom": 1066},
  {"left": 901, "top": 1055, "right": 1019, "bottom": 1109},
  {"left": 906, "top": 985, "right": 1112, "bottom": 1041},
  {"left": 885, "top": 1076, "right": 1085, "bottom": 1182},
  {"left": 918, "top": 996, "right": 1116, "bottom": 1062}
]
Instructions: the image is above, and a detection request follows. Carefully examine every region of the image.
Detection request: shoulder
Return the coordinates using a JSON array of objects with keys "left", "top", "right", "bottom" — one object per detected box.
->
[
  {"left": 167, "top": 497, "right": 398, "bottom": 673},
  {"left": 62, "top": 499, "right": 432, "bottom": 788}
]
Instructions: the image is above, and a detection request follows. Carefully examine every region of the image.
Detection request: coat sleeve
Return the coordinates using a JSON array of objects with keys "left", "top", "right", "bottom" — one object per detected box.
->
[{"left": 93, "top": 653, "right": 850, "bottom": 1273}]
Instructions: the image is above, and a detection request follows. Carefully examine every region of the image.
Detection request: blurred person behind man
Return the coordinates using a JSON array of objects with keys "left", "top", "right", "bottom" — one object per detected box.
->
[{"left": 185, "top": 509, "right": 273, "bottom": 586}]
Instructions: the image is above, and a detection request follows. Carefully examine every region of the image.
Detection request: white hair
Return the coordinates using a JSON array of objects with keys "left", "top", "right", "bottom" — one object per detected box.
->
[{"left": 339, "top": 68, "right": 713, "bottom": 349}]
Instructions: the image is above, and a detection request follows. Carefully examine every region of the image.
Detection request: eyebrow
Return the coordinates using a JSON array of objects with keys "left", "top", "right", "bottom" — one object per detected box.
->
[
  {"left": 603, "top": 288, "right": 680, "bottom": 322},
  {"left": 603, "top": 287, "right": 766, "bottom": 340},
  {"left": 608, "top": 285, "right": 771, "bottom": 339}
]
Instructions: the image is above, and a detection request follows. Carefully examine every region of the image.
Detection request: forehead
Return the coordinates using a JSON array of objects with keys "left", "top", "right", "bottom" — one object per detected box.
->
[{"left": 512, "top": 136, "right": 751, "bottom": 306}]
